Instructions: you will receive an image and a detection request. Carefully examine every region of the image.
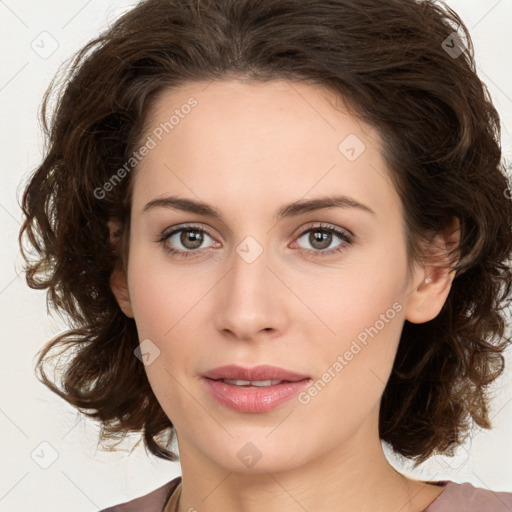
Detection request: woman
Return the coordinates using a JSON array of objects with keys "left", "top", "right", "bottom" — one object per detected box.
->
[{"left": 18, "top": 0, "right": 512, "bottom": 510}]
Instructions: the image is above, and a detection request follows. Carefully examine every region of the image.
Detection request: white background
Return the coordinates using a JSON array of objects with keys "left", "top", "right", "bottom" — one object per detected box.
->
[{"left": 1, "top": 0, "right": 511, "bottom": 510}]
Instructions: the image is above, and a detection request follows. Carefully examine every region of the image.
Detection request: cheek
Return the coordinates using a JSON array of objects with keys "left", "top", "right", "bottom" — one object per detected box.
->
[
  {"left": 318, "top": 250, "right": 406, "bottom": 352},
  {"left": 302, "top": 299, "right": 404, "bottom": 441},
  {"left": 127, "top": 249, "right": 211, "bottom": 338},
  {"left": 307, "top": 253, "right": 407, "bottom": 408},
  {"left": 126, "top": 253, "right": 208, "bottom": 400}
]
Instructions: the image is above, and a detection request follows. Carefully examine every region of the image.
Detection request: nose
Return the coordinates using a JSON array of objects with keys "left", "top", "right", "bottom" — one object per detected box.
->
[{"left": 213, "top": 239, "right": 289, "bottom": 342}]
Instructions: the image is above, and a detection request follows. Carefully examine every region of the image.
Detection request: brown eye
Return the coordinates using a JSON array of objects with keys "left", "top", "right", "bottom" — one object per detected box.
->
[
  {"left": 295, "top": 224, "right": 352, "bottom": 256},
  {"left": 178, "top": 229, "right": 205, "bottom": 249},
  {"left": 159, "top": 225, "right": 216, "bottom": 257},
  {"left": 305, "top": 230, "right": 334, "bottom": 250},
  {"left": 158, "top": 222, "right": 353, "bottom": 259}
]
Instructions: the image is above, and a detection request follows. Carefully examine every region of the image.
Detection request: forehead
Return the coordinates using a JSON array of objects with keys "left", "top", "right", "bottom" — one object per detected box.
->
[
  {"left": 142, "top": 79, "right": 374, "bottom": 149},
  {"left": 131, "top": 79, "right": 399, "bottom": 222}
]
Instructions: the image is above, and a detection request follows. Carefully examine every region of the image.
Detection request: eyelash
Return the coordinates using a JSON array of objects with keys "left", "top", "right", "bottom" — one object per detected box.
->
[{"left": 157, "top": 222, "right": 353, "bottom": 259}]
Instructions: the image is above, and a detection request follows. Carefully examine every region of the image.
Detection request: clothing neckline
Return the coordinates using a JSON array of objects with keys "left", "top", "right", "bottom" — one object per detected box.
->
[
  {"left": 163, "top": 478, "right": 452, "bottom": 512},
  {"left": 420, "top": 480, "right": 451, "bottom": 511}
]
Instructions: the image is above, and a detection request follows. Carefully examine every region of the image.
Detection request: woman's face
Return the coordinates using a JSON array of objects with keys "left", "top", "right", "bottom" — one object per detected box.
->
[{"left": 117, "top": 79, "right": 433, "bottom": 473}]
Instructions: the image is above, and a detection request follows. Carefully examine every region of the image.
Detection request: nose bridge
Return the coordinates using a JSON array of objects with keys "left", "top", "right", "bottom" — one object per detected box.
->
[
  {"left": 214, "top": 233, "right": 285, "bottom": 338},
  {"left": 229, "top": 234, "right": 271, "bottom": 304}
]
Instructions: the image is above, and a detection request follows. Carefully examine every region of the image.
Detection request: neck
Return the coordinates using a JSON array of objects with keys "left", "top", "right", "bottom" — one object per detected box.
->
[{"left": 175, "top": 406, "right": 443, "bottom": 512}]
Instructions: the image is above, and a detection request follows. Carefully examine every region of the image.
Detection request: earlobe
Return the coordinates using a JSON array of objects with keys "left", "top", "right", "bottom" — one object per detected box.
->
[
  {"left": 404, "top": 217, "right": 460, "bottom": 325},
  {"left": 107, "top": 219, "right": 134, "bottom": 319}
]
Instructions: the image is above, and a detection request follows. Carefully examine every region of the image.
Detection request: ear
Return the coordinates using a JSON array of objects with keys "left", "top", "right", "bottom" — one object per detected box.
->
[
  {"left": 404, "top": 216, "right": 461, "bottom": 324},
  {"left": 108, "top": 219, "right": 134, "bottom": 319}
]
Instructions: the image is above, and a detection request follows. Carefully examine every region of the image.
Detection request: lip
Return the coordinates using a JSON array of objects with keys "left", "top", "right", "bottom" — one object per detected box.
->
[
  {"left": 201, "top": 364, "right": 312, "bottom": 413},
  {"left": 201, "top": 364, "right": 310, "bottom": 382}
]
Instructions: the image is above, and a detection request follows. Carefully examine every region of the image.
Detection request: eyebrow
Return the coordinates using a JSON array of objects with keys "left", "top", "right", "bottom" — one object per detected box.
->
[{"left": 142, "top": 194, "right": 376, "bottom": 220}]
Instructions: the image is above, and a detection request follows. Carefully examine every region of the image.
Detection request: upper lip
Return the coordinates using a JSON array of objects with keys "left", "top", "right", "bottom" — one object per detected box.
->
[{"left": 202, "top": 364, "right": 310, "bottom": 382}]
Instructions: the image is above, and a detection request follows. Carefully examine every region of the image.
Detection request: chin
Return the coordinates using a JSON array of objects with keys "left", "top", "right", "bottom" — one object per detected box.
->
[
  {"left": 215, "top": 453, "right": 296, "bottom": 475},
  {"left": 198, "top": 434, "right": 305, "bottom": 475}
]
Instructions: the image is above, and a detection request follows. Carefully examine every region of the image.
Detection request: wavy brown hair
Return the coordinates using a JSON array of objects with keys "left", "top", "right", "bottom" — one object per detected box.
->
[{"left": 18, "top": 0, "right": 512, "bottom": 466}]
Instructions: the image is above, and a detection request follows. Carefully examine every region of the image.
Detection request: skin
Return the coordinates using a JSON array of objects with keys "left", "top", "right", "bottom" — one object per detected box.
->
[{"left": 110, "top": 79, "right": 460, "bottom": 512}]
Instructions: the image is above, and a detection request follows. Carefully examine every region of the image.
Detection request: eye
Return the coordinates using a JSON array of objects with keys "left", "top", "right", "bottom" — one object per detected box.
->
[
  {"left": 157, "top": 224, "right": 218, "bottom": 258},
  {"left": 157, "top": 222, "right": 353, "bottom": 259},
  {"left": 292, "top": 223, "right": 353, "bottom": 258}
]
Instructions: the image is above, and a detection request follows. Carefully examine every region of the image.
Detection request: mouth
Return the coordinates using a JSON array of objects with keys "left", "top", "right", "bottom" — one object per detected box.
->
[{"left": 200, "top": 365, "right": 312, "bottom": 413}]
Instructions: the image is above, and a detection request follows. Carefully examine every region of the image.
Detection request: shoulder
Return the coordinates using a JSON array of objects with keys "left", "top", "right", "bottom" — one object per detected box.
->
[
  {"left": 425, "top": 480, "right": 512, "bottom": 512},
  {"left": 100, "top": 476, "right": 182, "bottom": 512}
]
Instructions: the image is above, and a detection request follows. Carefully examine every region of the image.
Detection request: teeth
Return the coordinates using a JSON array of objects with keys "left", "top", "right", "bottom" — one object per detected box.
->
[{"left": 222, "top": 379, "right": 283, "bottom": 387}]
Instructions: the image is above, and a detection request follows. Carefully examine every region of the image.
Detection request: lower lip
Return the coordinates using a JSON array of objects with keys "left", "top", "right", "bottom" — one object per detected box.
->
[{"left": 201, "top": 377, "right": 312, "bottom": 413}]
